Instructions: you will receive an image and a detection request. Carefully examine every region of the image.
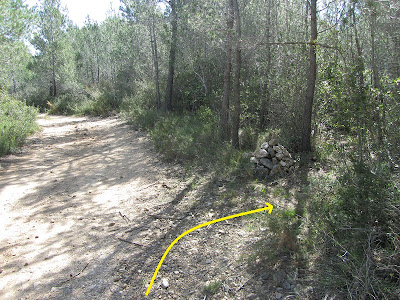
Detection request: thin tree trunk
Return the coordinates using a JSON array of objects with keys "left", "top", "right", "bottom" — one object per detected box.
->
[
  {"left": 51, "top": 52, "right": 57, "bottom": 97},
  {"left": 301, "top": 0, "right": 317, "bottom": 152},
  {"left": 370, "top": 8, "right": 384, "bottom": 145},
  {"left": 220, "top": 0, "right": 234, "bottom": 141},
  {"left": 352, "top": 2, "right": 367, "bottom": 162},
  {"left": 260, "top": 0, "right": 272, "bottom": 130},
  {"left": 231, "top": 0, "right": 242, "bottom": 148},
  {"left": 50, "top": 14, "right": 57, "bottom": 97},
  {"left": 164, "top": 0, "right": 178, "bottom": 112},
  {"left": 150, "top": 16, "right": 161, "bottom": 109}
]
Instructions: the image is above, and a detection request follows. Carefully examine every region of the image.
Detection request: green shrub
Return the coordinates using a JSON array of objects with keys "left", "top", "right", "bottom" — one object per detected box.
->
[
  {"left": 47, "top": 88, "right": 115, "bottom": 116},
  {"left": 307, "top": 161, "right": 400, "bottom": 298},
  {"left": 121, "top": 93, "right": 160, "bottom": 130},
  {"left": 0, "top": 92, "right": 38, "bottom": 155},
  {"left": 150, "top": 108, "right": 220, "bottom": 163}
]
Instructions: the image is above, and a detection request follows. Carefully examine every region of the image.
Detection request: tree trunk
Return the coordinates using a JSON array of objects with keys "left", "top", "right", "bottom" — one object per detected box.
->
[
  {"left": 220, "top": 0, "right": 234, "bottom": 141},
  {"left": 260, "top": 0, "right": 272, "bottom": 130},
  {"left": 164, "top": 0, "right": 178, "bottom": 111},
  {"left": 301, "top": 0, "right": 317, "bottom": 152},
  {"left": 351, "top": 2, "right": 367, "bottom": 162},
  {"left": 51, "top": 54, "right": 57, "bottom": 97},
  {"left": 370, "top": 8, "right": 384, "bottom": 145},
  {"left": 231, "top": 0, "right": 242, "bottom": 148},
  {"left": 150, "top": 16, "right": 161, "bottom": 109}
]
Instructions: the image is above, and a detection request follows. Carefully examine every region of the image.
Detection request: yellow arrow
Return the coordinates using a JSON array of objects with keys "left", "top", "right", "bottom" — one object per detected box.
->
[{"left": 145, "top": 202, "right": 273, "bottom": 296}]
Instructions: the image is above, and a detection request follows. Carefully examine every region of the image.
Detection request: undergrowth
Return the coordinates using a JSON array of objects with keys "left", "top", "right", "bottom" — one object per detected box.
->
[
  {"left": 122, "top": 102, "right": 253, "bottom": 177},
  {"left": 47, "top": 87, "right": 117, "bottom": 116},
  {"left": 0, "top": 91, "right": 38, "bottom": 156},
  {"left": 303, "top": 156, "right": 400, "bottom": 298}
]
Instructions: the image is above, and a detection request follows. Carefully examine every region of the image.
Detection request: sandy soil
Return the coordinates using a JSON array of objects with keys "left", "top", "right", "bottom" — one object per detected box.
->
[{"left": 0, "top": 115, "right": 304, "bottom": 300}]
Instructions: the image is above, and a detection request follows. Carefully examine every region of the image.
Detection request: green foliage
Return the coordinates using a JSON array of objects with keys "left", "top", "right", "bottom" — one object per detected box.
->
[
  {"left": 202, "top": 281, "right": 222, "bottom": 296},
  {"left": 306, "top": 160, "right": 400, "bottom": 298},
  {"left": 47, "top": 88, "right": 115, "bottom": 116},
  {"left": 150, "top": 107, "right": 220, "bottom": 162},
  {"left": 121, "top": 84, "right": 160, "bottom": 130},
  {"left": 0, "top": 92, "right": 38, "bottom": 156}
]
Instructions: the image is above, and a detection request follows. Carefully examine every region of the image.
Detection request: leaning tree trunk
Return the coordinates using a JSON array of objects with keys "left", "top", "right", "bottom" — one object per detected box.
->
[
  {"left": 220, "top": 0, "right": 234, "bottom": 141},
  {"left": 231, "top": 0, "right": 242, "bottom": 148},
  {"left": 164, "top": 0, "right": 178, "bottom": 112},
  {"left": 301, "top": 0, "right": 317, "bottom": 152}
]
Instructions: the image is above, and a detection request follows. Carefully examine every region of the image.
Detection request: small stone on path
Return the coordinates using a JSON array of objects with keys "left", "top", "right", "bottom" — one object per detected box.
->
[{"left": 161, "top": 278, "right": 169, "bottom": 289}]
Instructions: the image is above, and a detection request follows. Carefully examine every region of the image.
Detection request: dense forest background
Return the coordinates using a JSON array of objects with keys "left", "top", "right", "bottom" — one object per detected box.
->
[{"left": 1, "top": 0, "right": 399, "bottom": 298}]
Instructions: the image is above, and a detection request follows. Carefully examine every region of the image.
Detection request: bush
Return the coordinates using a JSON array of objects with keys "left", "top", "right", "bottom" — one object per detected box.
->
[
  {"left": 0, "top": 92, "right": 38, "bottom": 156},
  {"left": 121, "top": 93, "right": 160, "bottom": 130},
  {"left": 150, "top": 108, "right": 220, "bottom": 162},
  {"left": 48, "top": 88, "right": 115, "bottom": 116},
  {"left": 306, "top": 161, "right": 400, "bottom": 298}
]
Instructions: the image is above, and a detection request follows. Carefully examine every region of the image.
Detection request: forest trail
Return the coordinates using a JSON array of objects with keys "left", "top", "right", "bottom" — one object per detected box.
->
[
  {"left": 0, "top": 115, "right": 301, "bottom": 300},
  {"left": 0, "top": 114, "right": 192, "bottom": 299}
]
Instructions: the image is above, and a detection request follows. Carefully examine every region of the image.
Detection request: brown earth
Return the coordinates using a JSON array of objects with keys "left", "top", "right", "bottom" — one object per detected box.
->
[{"left": 0, "top": 115, "right": 307, "bottom": 300}]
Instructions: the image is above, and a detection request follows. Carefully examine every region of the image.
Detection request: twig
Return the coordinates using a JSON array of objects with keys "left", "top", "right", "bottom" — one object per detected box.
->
[
  {"left": 117, "top": 237, "right": 144, "bottom": 247},
  {"left": 149, "top": 214, "right": 182, "bottom": 220},
  {"left": 222, "top": 221, "right": 240, "bottom": 227},
  {"left": 119, "top": 211, "right": 130, "bottom": 224},
  {"left": 236, "top": 278, "right": 251, "bottom": 292},
  {"left": 60, "top": 262, "right": 89, "bottom": 284}
]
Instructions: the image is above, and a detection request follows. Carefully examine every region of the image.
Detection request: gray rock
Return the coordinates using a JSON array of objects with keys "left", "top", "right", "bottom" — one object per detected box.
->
[
  {"left": 250, "top": 157, "right": 259, "bottom": 164},
  {"left": 275, "top": 292, "right": 283, "bottom": 299},
  {"left": 282, "top": 280, "right": 291, "bottom": 290},
  {"left": 272, "top": 157, "right": 278, "bottom": 165},
  {"left": 260, "top": 158, "right": 274, "bottom": 169},
  {"left": 271, "top": 165, "right": 282, "bottom": 176},
  {"left": 269, "top": 148, "right": 276, "bottom": 157},
  {"left": 254, "top": 166, "right": 270, "bottom": 178},
  {"left": 254, "top": 149, "right": 268, "bottom": 158},
  {"left": 246, "top": 293, "right": 258, "bottom": 299},
  {"left": 261, "top": 142, "right": 269, "bottom": 150},
  {"left": 282, "top": 148, "right": 290, "bottom": 157},
  {"left": 273, "top": 145, "right": 281, "bottom": 152},
  {"left": 269, "top": 138, "right": 279, "bottom": 146}
]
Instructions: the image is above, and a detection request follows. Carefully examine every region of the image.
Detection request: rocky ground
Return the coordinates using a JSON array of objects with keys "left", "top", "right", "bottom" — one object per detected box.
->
[{"left": 0, "top": 115, "right": 311, "bottom": 300}]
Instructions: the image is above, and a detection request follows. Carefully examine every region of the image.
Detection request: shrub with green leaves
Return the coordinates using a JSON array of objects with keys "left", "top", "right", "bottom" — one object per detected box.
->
[
  {"left": 307, "top": 161, "right": 400, "bottom": 298},
  {"left": 149, "top": 107, "right": 224, "bottom": 163},
  {"left": 0, "top": 92, "right": 38, "bottom": 156},
  {"left": 47, "top": 88, "right": 115, "bottom": 116}
]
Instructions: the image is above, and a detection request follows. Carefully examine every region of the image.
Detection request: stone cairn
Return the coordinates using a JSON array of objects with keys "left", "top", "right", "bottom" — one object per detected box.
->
[{"left": 250, "top": 138, "right": 295, "bottom": 178}]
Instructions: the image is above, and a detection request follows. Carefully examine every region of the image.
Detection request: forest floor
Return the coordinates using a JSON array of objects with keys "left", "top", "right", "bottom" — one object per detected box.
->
[{"left": 0, "top": 115, "right": 311, "bottom": 300}]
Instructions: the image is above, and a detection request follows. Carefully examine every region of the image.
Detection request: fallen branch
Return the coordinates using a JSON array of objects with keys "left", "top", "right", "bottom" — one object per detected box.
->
[
  {"left": 119, "top": 211, "right": 130, "bottom": 224},
  {"left": 60, "top": 262, "right": 89, "bottom": 284}
]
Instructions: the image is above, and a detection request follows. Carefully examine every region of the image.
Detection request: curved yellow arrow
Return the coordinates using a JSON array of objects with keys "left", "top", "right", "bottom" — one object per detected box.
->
[{"left": 145, "top": 202, "right": 273, "bottom": 296}]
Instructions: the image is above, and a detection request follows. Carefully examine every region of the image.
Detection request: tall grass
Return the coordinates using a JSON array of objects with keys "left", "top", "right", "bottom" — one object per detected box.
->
[{"left": 0, "top": 92, "right": 38, "bottom": 156}]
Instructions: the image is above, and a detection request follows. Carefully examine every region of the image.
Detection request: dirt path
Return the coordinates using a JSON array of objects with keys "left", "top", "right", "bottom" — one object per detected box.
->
[
  {"left": 0, "top": 115, "right": 191, "bottom": 299},
  {"left": 0, "top": 115, "right": 304, "bottom": 300}
]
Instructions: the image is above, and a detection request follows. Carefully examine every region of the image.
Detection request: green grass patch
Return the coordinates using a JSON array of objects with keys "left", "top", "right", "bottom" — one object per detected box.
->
[{"left": 203, "top": 281, "right": 222, "bottom": 296}]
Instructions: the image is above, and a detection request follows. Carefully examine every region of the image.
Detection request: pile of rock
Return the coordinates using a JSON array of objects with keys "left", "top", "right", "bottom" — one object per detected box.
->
[{"left": 250, "top": 138, "right": 295, "bottom": 177}]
